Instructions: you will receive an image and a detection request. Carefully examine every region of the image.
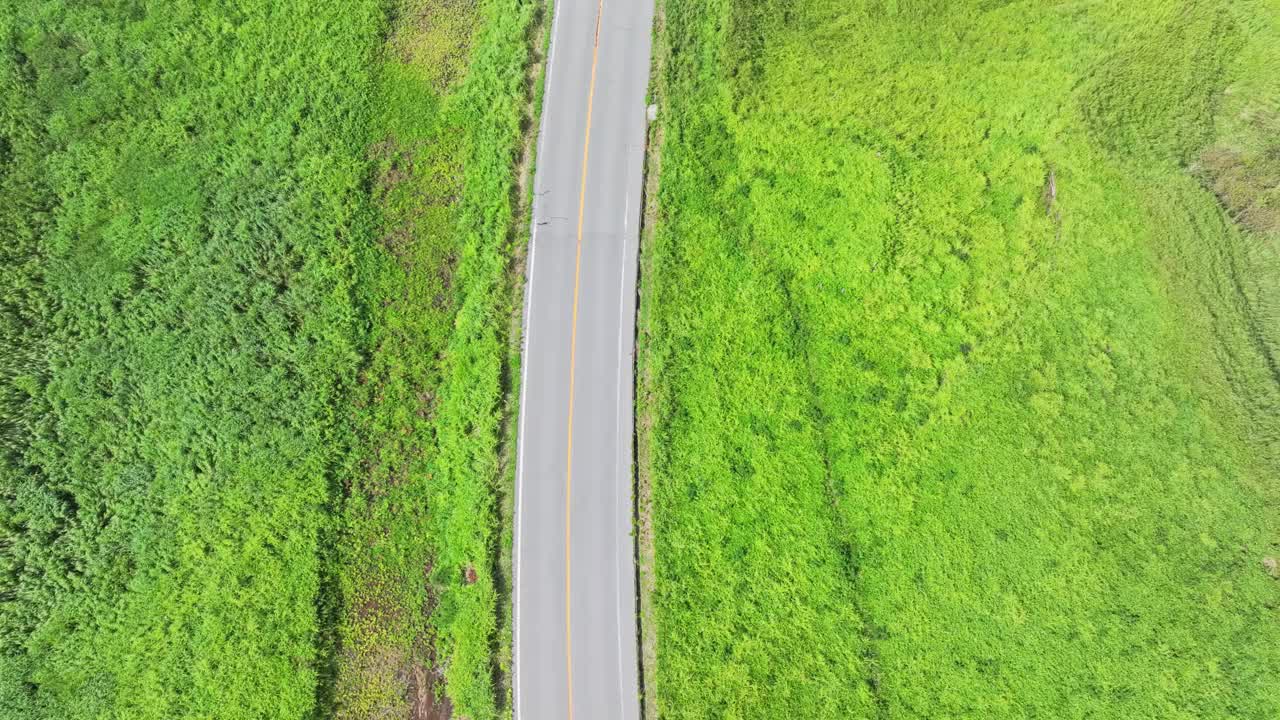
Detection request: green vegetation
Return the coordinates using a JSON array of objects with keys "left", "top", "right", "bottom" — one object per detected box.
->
[
  {"left": 639, "top": 0, "right": 1280, "bottom": 717},
  {"left": 0, "top": 4, "right": 381, "bottom": 716},
  {"left": 336, "top": 0, "right": 537, "bottom": 717},
  {"left": 0, "top": 1, "right": 537, "bottom": 718}
]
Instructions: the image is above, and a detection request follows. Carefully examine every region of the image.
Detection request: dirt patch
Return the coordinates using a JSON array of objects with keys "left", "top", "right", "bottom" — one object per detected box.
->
[
  {"left": 368, "top": 137, "right": 424, "bottom": 267},
  {"left": 335, "top": 555, "right": 452, "bottom": 720},
  {"left": 405, "top": 660, "right": 453, "bottom": 720},
  {"left": 371, "top": 138, "right": 417, "bottom": 195},
  {"left": 1192, "top": 147, "right": 1274, "bottom": 234},
  {"left": 409, "top": 561, "right": 452, "bottom": 720},
  {"left": 1042, "top": 164, "right": 1063, "bottom": 240},
  {"left": 1042, "top": 166, "right": 1057, "bottom": 214},
  {"left": 416, "top": 390, "right": 437, "bottom": 420},
  {"left": 367, "top": 135, "right": 465, "bottom": 277},
  {"left": 1192, "top": 107, "right": 1280, "bottom": 234},
  {"left": 434, "top": 251, "right": 458, "bottom": 310},
  {"left": 510, "top": 3, "right": 547, "bottom": 216}
]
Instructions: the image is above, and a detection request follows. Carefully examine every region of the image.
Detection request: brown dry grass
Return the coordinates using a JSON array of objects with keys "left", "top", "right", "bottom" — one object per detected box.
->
[{"left": 1192, "top": 106, "right": 1280, "bottom": 238}]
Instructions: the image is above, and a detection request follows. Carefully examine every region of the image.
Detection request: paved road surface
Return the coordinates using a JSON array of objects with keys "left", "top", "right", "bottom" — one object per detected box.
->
[{"left": 513, "top": 0, "right": 655, "bottom": 718}]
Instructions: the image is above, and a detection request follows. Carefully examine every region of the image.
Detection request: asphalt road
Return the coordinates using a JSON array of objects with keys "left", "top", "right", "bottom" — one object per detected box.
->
[{"left": 513, "top": 0, "right": 655, "bottom": 718}]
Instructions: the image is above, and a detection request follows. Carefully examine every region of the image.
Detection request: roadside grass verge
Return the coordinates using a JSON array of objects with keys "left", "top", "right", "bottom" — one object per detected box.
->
[
  {"left": 337, "top": 0, "right": 541, "bottom": 717},
  {"left": 640, "top": 0, "right": 1280, "bottom": 717},
  {"left": 331, "top": 1, "right": 477, "bottom": 716}
]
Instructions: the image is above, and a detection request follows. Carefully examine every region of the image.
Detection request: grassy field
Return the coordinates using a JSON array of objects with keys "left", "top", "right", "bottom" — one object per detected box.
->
[
  {"left": 0, "top": 1, "right": 536, "bottom": 718},
  {"left": 639, "top": 0, "right": 1280, "bottom": 717}
]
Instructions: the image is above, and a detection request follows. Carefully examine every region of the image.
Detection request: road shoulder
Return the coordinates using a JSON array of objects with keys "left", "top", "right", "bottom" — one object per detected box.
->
[{"left": 634, "top": 1, "right": 668, "bottom": 717}]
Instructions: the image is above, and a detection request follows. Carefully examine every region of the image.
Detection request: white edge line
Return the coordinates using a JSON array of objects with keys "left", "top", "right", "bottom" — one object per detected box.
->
[
  {"left": 514, "top": 2, "right": 565, "bottom": 718},
  {"left": 614, "top": 180, "right": 631, "bottom": 720}
]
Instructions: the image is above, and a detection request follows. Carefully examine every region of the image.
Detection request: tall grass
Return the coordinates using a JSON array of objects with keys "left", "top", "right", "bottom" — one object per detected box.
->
[
  {"left": 0, "top": 3, "right": 381, "bottom": 717},
  {"left": 640, "top": 0, "right": 1280, "bottom": 717},
  {"left": 0, "top": 1, "right": 537, "bottom": 718}
]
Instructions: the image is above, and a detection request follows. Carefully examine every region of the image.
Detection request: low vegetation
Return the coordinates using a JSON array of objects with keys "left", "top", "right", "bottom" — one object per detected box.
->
[
  {"left": 0, "top": 1, "right": 536, "bottom": 718},
  {"left": 639, "top": 0, "right": 1280, "bottom": 717},
  {"left": 337, "top": 0, "right": 537, "bottom": 717}
]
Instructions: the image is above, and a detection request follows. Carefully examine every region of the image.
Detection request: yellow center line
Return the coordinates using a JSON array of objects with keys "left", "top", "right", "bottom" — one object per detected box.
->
[{"left": 565, "top": 1, "right": 605, "bottom": 718}]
